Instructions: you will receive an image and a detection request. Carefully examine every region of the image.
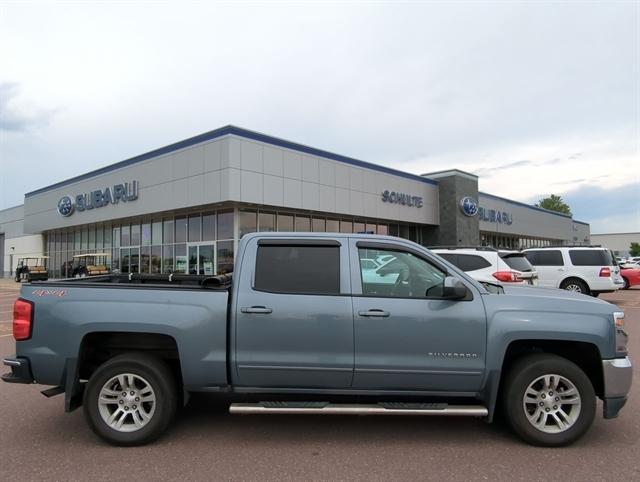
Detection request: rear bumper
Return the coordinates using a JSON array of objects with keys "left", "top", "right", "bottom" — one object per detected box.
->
[
  {"left": 1, "top": 357, "right": 34, "bottom": 384},
  {"left": 602, "top": 357, "right": 632, "bottom": 419}
]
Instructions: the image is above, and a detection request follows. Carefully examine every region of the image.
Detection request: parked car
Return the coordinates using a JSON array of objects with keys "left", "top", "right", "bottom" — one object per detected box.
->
[
  {"left": 523, "top": 246, "right": 621, "bottom": 296},
  {"left": 14, "top": 256, "right": 49, "bottom": 282},
  {"left": 431, "top": 247, "right": 538, "bottom": 286},
  {"left": 620, "top": 266, "right": 640, "bottom": 289},
  {"left": 2, "top": 233, "right": 631, "bottom": 448}
]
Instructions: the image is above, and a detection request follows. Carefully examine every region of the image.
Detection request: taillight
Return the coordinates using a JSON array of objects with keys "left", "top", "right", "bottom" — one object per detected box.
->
[
  {"left": 13, "top": 299, "right": 33, "bottom": 341},
  {"left": 492, "top": 271, "right": 521, "bottom": 282},
  {"left": 599, "top": 267, "right": 611, "bottom": 277}
]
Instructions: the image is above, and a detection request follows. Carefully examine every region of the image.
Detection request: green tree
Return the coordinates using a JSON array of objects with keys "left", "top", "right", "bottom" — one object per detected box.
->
[
  {"left": 630, "top": 242, "right": 640, "bottom": 257},
  {"left": 536, "top": 194, "right": 572, "bottom": 215}
]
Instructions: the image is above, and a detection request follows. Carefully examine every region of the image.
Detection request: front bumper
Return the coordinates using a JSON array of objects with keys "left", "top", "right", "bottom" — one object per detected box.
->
[
  {"left": 1, "top": 357, "right": 34, "bottom": 384},
  {"left": 602, "top": 356, "right": 632, "bottom": 419}
]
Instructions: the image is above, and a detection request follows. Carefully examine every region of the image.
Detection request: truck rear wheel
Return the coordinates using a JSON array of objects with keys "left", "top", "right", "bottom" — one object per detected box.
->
[
  {"left": 83, "top": 353, "right": 178, "bottom": 446},
  {"left": 502, "top": 353, "right": 595, "bottom": 446}
]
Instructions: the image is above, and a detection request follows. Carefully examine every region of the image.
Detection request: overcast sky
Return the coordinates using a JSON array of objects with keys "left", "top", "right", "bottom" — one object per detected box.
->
[{"left": 1, "top": 0, "right": 638, "bottom": 232}]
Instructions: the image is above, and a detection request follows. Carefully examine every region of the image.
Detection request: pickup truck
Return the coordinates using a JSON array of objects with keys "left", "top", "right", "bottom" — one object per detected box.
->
[{"left": 2, "top": 233, "right": 632, "bottom": 447}]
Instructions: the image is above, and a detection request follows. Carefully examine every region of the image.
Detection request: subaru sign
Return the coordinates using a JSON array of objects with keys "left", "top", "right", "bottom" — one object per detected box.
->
[
  {"left": 381, "top": 190, "right": 423, "bottom": 208},
  {"left": 460, "top": 196, "right": 478, "bottom": 217},
  {"left": 478, "top": 207, "right": 513, "bottom": 225},
  {"left": 57, "top": 181, "right": 139, "bottom": 217}
]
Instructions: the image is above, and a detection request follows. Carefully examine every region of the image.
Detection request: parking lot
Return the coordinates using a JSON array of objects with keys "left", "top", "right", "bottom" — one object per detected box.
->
[{"left": 0, "top": 284, "right": 639, "bottom": 481}]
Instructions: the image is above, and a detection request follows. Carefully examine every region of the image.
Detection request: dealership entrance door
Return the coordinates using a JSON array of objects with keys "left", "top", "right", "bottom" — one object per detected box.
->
[
  {"left": 187, "top": 243, "right": 216, "bottom": 275},
  {"left": 120, "top": 247, "right": 140, "bottom": 274}
]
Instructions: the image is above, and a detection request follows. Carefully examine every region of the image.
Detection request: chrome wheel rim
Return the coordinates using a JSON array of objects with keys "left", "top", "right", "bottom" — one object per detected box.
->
[
  {"left": 98, "top": 373, "right": 156, "bottom": 432},
  {"left": 523, "top": 374, "right": 581, "bottom": 433},
  {"left": 565, "top": 284, "right": 583, "bottom": 292}
]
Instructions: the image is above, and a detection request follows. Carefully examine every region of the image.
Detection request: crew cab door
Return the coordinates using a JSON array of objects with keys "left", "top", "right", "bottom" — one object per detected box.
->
[
  {"left": 233, "top": 238, "right": 354, "bottom": 388},
  {"left": 350, "top": 240, "right": 486, "bottom": 392}
]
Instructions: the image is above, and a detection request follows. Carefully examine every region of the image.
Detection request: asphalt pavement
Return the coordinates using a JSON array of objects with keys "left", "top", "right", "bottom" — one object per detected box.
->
[{"left": 0, "top": 284, "right": 638, "bottom": 481}]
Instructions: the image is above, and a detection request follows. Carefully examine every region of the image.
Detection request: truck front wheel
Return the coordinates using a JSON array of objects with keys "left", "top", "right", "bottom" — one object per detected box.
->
[
  {"left": 83, "top": 353, "right": 178, "bottom": 446},
  {"left": 502, "top": 353, "right": 596, "bottom": 446}
]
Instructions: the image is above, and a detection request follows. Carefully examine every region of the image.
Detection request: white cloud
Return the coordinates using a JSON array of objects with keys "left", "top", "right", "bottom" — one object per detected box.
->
[{"left": 0, "top": 0, "right": 638, "bottom": 233}]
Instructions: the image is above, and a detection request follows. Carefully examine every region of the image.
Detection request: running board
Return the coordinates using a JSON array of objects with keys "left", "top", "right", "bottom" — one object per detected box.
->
[{"left": 229, "top": 401, "right": 488, "bottom": 417}]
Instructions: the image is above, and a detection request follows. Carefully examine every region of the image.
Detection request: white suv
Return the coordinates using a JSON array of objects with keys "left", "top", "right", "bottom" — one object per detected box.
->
[
  {"left": 431, "top": 247, "right": 538, "bottom": 286},
  {"left": 522, "top": 246, "right": 621, "bottom": 296}
]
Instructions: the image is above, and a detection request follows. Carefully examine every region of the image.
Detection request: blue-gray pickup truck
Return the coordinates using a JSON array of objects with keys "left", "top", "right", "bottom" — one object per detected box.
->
[{"left": 2, "top": 233, "right": 632, "bottom": 447}]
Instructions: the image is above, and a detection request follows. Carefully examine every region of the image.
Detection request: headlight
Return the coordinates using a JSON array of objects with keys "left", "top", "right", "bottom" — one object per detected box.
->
[
  {"left": 614, "top": 312, "right": 628, "bottom": 354},
  {"left": 614, "top": 311, "right": 625, "bottom": 328}
]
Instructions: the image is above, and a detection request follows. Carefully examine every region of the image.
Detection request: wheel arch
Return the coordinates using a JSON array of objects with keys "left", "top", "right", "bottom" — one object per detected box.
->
[
  {"left": 499, "top": 339, "right": 604, "bottom": 398},
  {"left": 77, "top": 331, "right": 183, "bottom": 392},
  {"left": 558, "top": 276, "right": 590, "bottom": 291}
]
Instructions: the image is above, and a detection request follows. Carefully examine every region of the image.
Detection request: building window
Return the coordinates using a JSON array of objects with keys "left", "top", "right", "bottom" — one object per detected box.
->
[
  {"left": 340, "top": 220, "right": 352, "bottom": 233},
  {"left": 217, "top": 240, "right": 234, "bottom": 274},
  {"left": 152, "top": 221, "right": 162, "bottom": 245},
  {"left": 121, "top": 225, "right": 130, "bottom": 246},
  {"left": 142, "top": 223, "right": 152, "bottom": 246},
  {"left": 295, "top": 215, "right": 310, "bottom": 232},
  {"left": 277, "top": 214, "right": 293, "bottom": 232},
  {"left": 353, "top": 221, "right": 365, "bottom": 234},
  {"left": 202, "top": 213, "right": 216, "bottom": 240},
  {"left": 217, "top": 211, "right": 234, "bottom": 240},
  {"left": 151, "top": 246, "right": 161, "bottom": 273},
  {"left": 258, "top": 212, "right": 276, "bottom": 232},
  {"left": 239, "top": 210, "right": 257, "bottom": 238},
  {"left": 163, "top": 219, "right": 174, "bottom": 244},
  {"left": 326, "top": 219, "right": 339, "bottom": 232},
  {"left": 188, "top": 214, "right": 201, "bottom": 242},
  {"left": 162, "top": 245, "right": 174, "bottom": 273},
  {"left": 175, "top": 216, "right": 187, "bottom": 244},
  {"left": 312, "top": 217, "right": 326, "bottom": 232},
  {"left": 131, "top": 224, "right": 141, "bottom": 246}
]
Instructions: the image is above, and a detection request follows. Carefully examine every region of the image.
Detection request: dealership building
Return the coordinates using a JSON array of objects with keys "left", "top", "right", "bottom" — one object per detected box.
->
[{"left": 0, "top": 125, "right": 591, "bottom": 278}]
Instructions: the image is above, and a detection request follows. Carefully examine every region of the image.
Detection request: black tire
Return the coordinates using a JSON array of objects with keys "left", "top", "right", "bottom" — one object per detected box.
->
[
  {"left": 622, "top": 277, "right": 629, "bottom": 290},
  {"left": 502, "top": 353, "right": 596, "bottom": 447},
  {"left": 560, "top": 278, "right": 589, "bottom": 295},
  {"left": 83, "top": 353, "right": 178, "bottom": 446}
]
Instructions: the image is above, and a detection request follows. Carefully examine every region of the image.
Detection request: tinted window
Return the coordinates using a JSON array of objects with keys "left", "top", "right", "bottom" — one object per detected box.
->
[
  {"left": 569, "top": 250, "right": 613, "bottom": 266},
  {"left": 358, "top": 247, "right": 446, "bottom": 298},
  {"left": 502, "top": 254, "right": 534, "bottom": 272},
  {"left": 525, "top": 250, "right": 563, "bottom": 266},
  {"left": 255, "top": 245, "right": 340, "bottom": 294},
  {"left": 456, "top": 254, "right": 492, "bottom": 272},
  {"left": 437, "top": 253, "right": 457, "bottom": 264}
]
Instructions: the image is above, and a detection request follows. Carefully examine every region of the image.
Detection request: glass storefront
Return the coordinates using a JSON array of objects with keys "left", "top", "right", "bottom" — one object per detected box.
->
[
  {"left": 44, "top": 205, "right": 426, "bottom": 278},
  {"left": 480, "top": 231, "right": 563, "bottom": 250}
]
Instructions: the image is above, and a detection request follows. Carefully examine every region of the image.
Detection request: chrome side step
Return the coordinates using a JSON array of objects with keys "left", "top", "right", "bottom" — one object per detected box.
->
[{"left": 229, "top": 402, "right": 488, "bottom": 417}]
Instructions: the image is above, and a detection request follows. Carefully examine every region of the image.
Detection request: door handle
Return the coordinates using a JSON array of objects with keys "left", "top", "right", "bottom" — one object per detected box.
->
[
  {"left": 358, "top": 309, "right": 390, "bottom": 317},
  {"left": 241, "top": 306, "right": 273, "bottom": 314}
]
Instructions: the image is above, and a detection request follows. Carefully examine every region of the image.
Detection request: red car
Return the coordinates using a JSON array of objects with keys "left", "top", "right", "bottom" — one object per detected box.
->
[{"left": 620, "top": 266, "right": 640, "bottom": 289}]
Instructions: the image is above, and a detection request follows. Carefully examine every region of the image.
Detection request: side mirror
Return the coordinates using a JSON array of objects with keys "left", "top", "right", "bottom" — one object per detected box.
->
[{"left": 442, "top": 276, "right": 468, "bottom": 300}]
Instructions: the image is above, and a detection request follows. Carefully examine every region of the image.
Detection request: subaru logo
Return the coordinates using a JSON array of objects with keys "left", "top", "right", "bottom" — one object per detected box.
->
[
  {"left": 57, "top": 195, "right": 74, "bottom": 217},
  {"left": 460, "top": 196, "right": 478, "bottom": 217}
]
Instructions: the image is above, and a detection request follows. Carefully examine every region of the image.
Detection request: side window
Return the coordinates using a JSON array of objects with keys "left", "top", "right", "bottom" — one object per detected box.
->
[
  {"left": 526, "top": 250, "right": 563, "bottom": 266},
  {"left": 358, "top": 247, "right": 446, "bottom": 298},
  {"left": 456, "top": 254, "right": 492, "bottom": 272},
  {"left": 254, "top": 245, "right": 340, "bottom": 294},
  {"left": 569, "top": 250, "right": 612, "bottom": 266}
]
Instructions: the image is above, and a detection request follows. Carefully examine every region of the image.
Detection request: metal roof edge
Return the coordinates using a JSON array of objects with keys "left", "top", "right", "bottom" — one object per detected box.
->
[
  {"left": 25, "top": 125, "right": 437, "bottom": 198},
  {"left": 478, "top": 191, "right": 575, "bottom": 219}
]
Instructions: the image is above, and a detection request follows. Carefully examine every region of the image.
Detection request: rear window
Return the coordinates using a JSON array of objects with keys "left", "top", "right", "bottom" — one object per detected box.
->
[
  {"left": 525, "top": 250, "right": 564, "bottom": 266},
  {"left": 255, "top": 245, "right": 340, "bottom": 294},
  {"left": 569, "top": 250, "right": 613, "bottom": 266},
  {"left": 437, "top": 253, "right": 457, "bottom": 264},
  {"left": 501, "top": 254, "right": 534, "bottom": 272}
]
